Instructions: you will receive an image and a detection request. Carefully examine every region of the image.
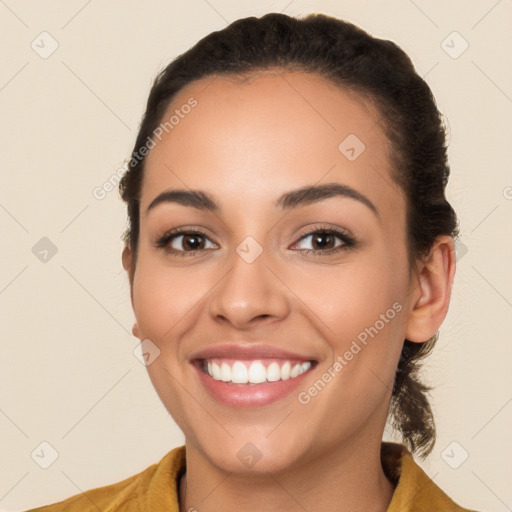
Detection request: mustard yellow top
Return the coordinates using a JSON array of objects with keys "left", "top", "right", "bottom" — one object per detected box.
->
[{"left": 26, "top": 442, "right": 478, "bottom": 512}]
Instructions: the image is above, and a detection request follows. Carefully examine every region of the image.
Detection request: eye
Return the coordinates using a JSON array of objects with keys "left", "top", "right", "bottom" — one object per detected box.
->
[
  {"left": 291, "top": 226, "right": 356, "bottom": 255},
  {"left": 154, "top": 224, "right": 356, "bottom": 258},
  {"left": 154, "top": 229, "right": 217, "bottom": 257}
]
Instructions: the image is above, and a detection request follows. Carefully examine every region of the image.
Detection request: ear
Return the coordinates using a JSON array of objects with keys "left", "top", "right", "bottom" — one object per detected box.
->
[
  {"left": 122, "top": 245, "right": 139, "bottom": 338},
  {"left": 122, "top": 245, "right": 135, "bottom": 290},
  {"left": 404, "top": 235, "right": 457, "bottom": 343}
]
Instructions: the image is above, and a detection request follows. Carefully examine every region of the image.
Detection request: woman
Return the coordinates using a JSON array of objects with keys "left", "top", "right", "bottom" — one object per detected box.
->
[{"left": 28, "top": 12, "right": 478, "bottom": 512}]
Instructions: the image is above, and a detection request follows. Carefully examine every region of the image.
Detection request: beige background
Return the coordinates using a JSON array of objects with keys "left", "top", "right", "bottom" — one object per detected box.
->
[{"left": 1, "top": 1, "right": 511, "bottom": 510}]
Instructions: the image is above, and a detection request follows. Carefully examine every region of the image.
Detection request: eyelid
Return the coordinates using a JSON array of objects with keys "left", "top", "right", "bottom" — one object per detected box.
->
[
  {"left": 293, "top": 223, "right": 353, "bottom": 241},
  {"left": 154, "top": 226, "right": 217, "bottom": 243}
]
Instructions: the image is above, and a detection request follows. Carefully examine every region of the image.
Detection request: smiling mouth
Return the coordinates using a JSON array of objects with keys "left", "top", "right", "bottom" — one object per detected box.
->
[{"left": 195, "top": 358, "right": 317, "bottom": 385}]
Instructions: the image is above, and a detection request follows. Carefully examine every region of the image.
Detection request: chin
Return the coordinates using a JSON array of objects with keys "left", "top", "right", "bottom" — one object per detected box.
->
[{"left": 191, "top": 431, "right": 310, "bottom": 476}]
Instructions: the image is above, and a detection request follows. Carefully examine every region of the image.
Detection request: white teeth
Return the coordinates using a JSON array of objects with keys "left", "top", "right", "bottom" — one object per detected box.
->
[
  {"left": 248, "top": 361, "right": 267, "bottom": 384},
  {"left": 220, "top": 362, "right": 231, "bottom": 382},
  {"left": 204, "top": 359, "right": 313, "bottom": 383},
  {"left": 211, "top": 361, "right": 221, "bottom": 380},
  {"left": 290, "top": 363, "right": 301, "bottom": 378},
  {"left": 280, "top": 361, "right": 291, "bottom": 380},
  {"left": 266, "top": 362, "right": 281, "bottom": 382},
  {"left": 301, "top": 361, "right": 311, "bottom": 373},
  {"left": 231, "top": 361, "right": 248, "bottom": 384}
]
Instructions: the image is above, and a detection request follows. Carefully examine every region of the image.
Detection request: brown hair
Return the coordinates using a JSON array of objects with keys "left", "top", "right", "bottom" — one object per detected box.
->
[{"left": 119, "top": 12, "right": 459, "bottom": 458}]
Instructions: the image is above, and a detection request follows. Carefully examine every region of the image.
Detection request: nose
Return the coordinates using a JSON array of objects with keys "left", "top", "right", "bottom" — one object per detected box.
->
[{"left": 208, "top": 245, "right": 290, "bottom": 330}]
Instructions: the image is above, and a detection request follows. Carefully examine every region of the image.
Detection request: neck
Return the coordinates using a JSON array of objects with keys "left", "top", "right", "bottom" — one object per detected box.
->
[{"left": 179, "top": 434, "right": 395, "bottom": 512}]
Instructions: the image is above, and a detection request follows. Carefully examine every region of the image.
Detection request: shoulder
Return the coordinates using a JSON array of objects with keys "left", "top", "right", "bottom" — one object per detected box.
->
[
  {"left": 24, "top": 445, "right": 186, "bottom": 512},
  {"left": 382, "top": 442, "right": 480, "bottom": 512}
]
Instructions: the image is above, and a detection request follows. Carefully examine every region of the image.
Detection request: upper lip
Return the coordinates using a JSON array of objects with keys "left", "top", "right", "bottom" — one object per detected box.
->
[{"left": 189, "top": 343, "right": 316, "bottom": 362}]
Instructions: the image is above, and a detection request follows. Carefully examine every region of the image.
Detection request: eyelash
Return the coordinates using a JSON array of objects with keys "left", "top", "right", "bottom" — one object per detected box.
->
[{"left": 153, "top": 224, "right": 356, "bottom": 258}]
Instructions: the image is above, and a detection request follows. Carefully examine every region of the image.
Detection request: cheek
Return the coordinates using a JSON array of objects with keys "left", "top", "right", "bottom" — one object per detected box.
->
[
  {"left": 292, "top": 250, "right": 406, "bottom": 332},
  {"left": 131, "top": 259, "right": 205, "bottom": 427},
  {"left": 131, "top": 258, "right": 204, "bottom": 343},
  {"left": 290, "top": 249, "right": 408, "bottom": 381},
  {"left": 292, "top": 261, "right": 407, "bottom": 422}
]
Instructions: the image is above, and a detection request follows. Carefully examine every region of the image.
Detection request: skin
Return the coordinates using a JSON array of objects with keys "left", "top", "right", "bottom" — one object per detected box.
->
[{"left": 122, "top": 70, "right": 456, "bottom": 512}]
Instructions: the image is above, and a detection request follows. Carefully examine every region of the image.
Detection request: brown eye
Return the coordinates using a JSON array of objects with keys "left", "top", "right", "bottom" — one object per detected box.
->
[
  {"left": 154, "top": 229, "right": 218, "bottom": 257},
  {"left": 310, "top": 232, "right": 337, "bottom": 250},
  {"left": 295, "top": 230, "right": 348, "bottom": 252},
  {"left": 173, "top": 234, "right": 206, "bottom": 251}
]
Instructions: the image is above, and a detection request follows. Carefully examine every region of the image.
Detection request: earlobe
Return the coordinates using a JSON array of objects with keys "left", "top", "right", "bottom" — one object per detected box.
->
[
  {"left": 122, "top": 246, "right": 139, "bottom": 339},
  {"left": 122, "top": 245, "right": 132, "bottom": 273},
  {"left": 122, "top": 245, "right": 136, "bottom": 310},
  {"left": 122, "top": 245, "right": 136, "bottom": 286},
  {"left": 404, "top": 235, "right": 456, "bottom": 343}
]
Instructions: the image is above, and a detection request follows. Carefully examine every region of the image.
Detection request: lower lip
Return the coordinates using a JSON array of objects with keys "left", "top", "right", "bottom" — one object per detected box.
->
[{"left": 193, "top": 363, "right": 314, "bottom": 408}]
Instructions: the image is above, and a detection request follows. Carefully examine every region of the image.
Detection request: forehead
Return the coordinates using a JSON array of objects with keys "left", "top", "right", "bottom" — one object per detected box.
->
[{"left": 140, "top": 70, "right": 405, "bottom": 221}]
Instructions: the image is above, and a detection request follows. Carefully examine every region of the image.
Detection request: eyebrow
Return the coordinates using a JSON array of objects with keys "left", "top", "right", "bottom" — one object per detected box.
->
[{"left": 146, "top": 182, "right": 379, "bottom": 218}]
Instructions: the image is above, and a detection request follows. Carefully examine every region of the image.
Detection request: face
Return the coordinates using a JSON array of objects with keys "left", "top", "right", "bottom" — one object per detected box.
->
[{"left": 125, "top": 70, "right": 420, "bottom": 474}]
